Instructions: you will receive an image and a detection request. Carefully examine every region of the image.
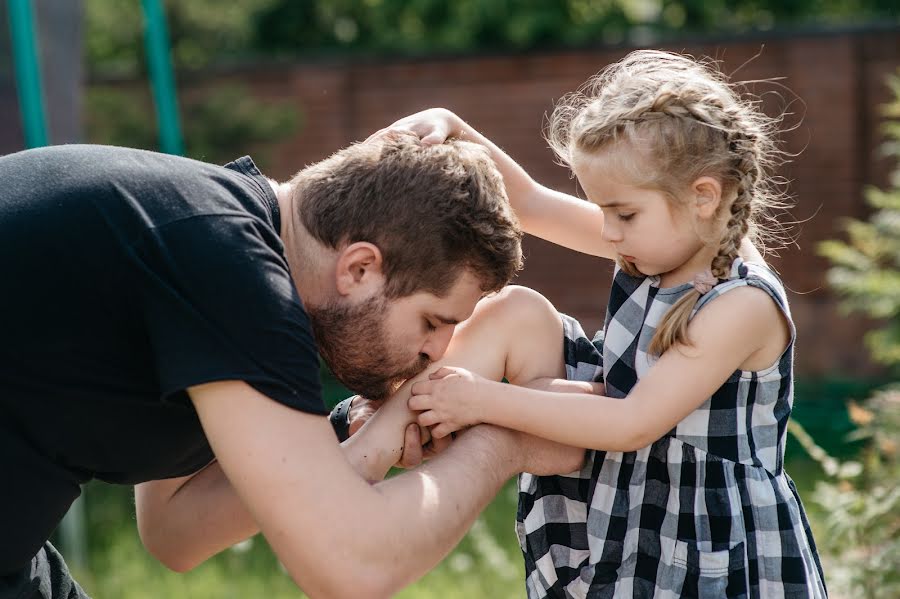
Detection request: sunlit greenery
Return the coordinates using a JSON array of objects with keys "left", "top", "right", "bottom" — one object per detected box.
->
[{"left": 801, "top": 69, "right": 900, "bottom": 599}]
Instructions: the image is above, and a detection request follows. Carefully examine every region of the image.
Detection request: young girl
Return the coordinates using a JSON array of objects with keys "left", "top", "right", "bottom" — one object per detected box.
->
[{"left": 380, "top": 50, "right": 827, "bottom": 597}]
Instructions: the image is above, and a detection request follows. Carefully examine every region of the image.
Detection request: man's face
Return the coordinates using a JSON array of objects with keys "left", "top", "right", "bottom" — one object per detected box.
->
[{"left": 306, "top": 270, "right": 485, "bottom": 400}]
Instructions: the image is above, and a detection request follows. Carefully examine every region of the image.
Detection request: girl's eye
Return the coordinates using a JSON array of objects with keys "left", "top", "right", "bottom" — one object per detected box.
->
[
  {"left": 425, "top": 320, "right": 437, "bottom": 332},
  {"left": 618, "top": 213, "right": 635, "bottom": 222}
]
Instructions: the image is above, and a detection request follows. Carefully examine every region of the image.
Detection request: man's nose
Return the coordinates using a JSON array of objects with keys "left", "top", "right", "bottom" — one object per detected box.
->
[{"left": 422, "top": 324, "right": 456, "bottom": 362}]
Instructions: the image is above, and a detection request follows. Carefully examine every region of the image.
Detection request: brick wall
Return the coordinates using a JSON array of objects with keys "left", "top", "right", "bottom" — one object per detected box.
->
[{"left": 229, "top": 29, "right": 897, "bottom": 377}]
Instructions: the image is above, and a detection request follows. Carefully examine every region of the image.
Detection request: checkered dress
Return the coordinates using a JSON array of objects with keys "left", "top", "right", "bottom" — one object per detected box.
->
[{"left": 516, "top": 258, "right": 827, "bottom": 598}]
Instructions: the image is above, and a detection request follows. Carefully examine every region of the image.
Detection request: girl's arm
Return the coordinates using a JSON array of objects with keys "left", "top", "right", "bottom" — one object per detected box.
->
[
  {"left": 411, "top": 285, "right": 789, "bottom": 451},
  {"left": 377, "top": 108, "right": 616, "bottom": 259}
]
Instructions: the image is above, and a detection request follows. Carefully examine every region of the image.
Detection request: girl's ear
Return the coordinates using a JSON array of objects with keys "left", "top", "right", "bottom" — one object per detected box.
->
[
  {"left": 334, "top": 242, "right": 385, "bottom": 296},
  {"left": 692, "top": 176, "right": 723, "bottom": 219}
]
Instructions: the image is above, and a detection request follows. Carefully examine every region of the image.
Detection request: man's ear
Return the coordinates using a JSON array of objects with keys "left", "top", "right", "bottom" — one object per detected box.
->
[
  {"left": 692, "top": 176, "right": 723, "bottom": 219},
  {"left": 334, "top": 242, "right": 385, "bottom": 296}
]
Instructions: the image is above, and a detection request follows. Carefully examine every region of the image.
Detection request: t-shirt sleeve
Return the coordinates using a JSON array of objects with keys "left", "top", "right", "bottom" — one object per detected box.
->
[{"left": 132, "top": 214, "right": 326, "bottom": 414}]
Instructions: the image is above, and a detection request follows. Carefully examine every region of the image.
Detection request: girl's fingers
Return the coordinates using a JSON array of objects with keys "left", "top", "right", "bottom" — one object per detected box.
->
[
  {"left": 410, "top": 379, "right": 432, "bottom": 395},
  {"left": 429, "top": 366, "right": 456, "bottom": 380},
  {"left": 431, "top": 423, "right": 454, "bottom": 440},
  {"left": 407, "top": 393, "right": 429, "bottom": 411},
  {"left": 421, "top": 127, "right": 448, "bottom": 145},
  {"left": 363, "top": 127, "right": 390, "bottom": 143},
  {"left": 417, "top": 410, "right": 439, "bottom": 428}
]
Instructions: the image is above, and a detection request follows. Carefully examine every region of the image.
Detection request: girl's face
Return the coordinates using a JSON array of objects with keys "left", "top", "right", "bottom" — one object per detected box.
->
[{"left": 572, "top": 148, "right": 715, "bottom": 283}]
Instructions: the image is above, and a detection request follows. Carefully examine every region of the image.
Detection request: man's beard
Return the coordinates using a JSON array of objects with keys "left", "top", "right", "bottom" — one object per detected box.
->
[{"left": 306, "top": 295, "right": 431, "bottom": 400}]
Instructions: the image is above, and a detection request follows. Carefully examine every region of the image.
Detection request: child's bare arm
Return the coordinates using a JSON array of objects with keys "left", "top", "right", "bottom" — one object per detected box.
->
[
  {"left": 524, "top": 377, "right": 605, "bottom": 395},
  {"left": 411, "top": 286, "right": 786, "bottom": 449},
  {"left": 374, "top": 108, "right": 616, "bottom": 259}
]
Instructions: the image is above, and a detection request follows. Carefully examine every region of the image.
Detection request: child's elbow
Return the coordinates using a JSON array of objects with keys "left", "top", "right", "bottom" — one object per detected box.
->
[{"left": 603, "top": 426, "right": 659, "bottom": 453}]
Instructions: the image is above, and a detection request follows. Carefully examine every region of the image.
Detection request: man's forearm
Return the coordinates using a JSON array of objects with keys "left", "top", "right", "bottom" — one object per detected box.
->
[
  {"left": 349, "top": 425, "right": 520, "bottom": 595},
  {"left": 137, "top": 426, "right": 409, "bottom": 572}
]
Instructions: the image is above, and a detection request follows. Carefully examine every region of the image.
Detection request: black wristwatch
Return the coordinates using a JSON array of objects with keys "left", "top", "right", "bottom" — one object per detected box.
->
[{"left": 329, "top": 396, "right": 356, "bottom": 442}]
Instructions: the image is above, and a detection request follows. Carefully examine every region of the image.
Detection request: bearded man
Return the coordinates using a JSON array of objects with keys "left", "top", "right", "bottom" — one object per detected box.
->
[{"left": 0, "top": 134, "right": 582, "bottom": 599}]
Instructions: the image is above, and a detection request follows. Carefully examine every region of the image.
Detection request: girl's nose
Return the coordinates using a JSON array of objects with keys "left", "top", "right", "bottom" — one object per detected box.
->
[{"left": 601, "top": 222, "right": 622, "bottom": 243}]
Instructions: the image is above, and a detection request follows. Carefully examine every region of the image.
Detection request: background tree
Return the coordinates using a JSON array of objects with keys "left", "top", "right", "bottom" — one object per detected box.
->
[{"left": 797, "top": 69, "right": 900, "bottom": 599}]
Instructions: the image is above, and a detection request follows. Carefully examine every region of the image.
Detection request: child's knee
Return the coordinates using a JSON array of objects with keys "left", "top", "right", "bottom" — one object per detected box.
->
[
  {"left": 479, "top": 286, "right": 559, "bottom": 330},
  {"left": 478, "top": 286, "right": 564, "bottom": 382}
]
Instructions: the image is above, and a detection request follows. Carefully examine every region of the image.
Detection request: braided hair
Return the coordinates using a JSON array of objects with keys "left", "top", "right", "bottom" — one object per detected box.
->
[{"left": 548, "top": 50, "right": 788, "bottom": 356}]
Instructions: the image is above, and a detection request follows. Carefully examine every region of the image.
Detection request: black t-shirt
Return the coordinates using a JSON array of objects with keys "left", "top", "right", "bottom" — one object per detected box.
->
[{"left": 0, "top": 145, "right": 325, "bottom": 574}]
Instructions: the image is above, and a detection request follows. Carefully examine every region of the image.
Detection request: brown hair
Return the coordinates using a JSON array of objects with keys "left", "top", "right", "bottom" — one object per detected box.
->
[
  {"left": 290, "top": 133, "right": 523, "bottom": 298},
  {"left": 548, "top": 50, "right": 791, "bottom": 356}
]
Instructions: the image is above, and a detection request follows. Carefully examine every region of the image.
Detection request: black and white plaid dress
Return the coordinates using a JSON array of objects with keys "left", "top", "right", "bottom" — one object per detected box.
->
[{"left": 516, "top": 258, "right": 827, "bottom": 598}]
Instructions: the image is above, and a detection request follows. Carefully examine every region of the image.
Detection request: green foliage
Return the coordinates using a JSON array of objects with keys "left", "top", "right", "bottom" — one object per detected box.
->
[
  {"left": 85, "top": 1, "right": 300, "bottom": 165},
  {"left": 801, "top": 70, "right": 900, "bottom": 598},
  {"left": 84, "top": 0, "right": 900, "bottom": 75},
  {"left": 252, "top": 0, "right": 899, "bottom": 56},
  {"left": 85, "top": 0, "right": 279, "bottom": 76},
  {"left": 790, "top": 390, "right": 900, "bottom": 598}
]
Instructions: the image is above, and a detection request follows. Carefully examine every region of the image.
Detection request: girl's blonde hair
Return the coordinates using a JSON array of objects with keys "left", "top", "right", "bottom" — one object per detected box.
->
[{"left": 548, "top": 50, "right": 790, "bottom": 356}]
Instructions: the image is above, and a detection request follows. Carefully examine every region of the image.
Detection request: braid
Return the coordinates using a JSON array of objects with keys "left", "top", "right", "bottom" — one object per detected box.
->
[{"left": 711, "top": 134, "right": 759, "bottom": 279}]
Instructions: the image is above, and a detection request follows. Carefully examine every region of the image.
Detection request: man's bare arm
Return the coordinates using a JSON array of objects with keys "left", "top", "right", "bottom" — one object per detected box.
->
[
  {"left": 190, "top": 382, "right": 525, "bottom": 598},
  {"left": 134, "top": 393, "right": 425, "bottom": 572}
]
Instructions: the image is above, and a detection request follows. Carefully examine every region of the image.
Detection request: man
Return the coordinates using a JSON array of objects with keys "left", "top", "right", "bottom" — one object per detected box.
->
[{"left": 0, "top": 135, "right": 582, "bottom": 598}]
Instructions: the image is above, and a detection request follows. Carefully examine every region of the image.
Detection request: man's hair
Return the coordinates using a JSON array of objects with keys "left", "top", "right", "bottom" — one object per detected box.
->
[{"left": 290, "top": 133, "right": 523, "bottom": 298}]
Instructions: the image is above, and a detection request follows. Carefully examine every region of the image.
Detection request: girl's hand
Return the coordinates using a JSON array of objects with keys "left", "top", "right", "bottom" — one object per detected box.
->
[
  {"left": 365, "top": 108, "right": 464, "bottom": 146},
  {"left": 408, "top": 366, "right": 489, "bottom": 439}
]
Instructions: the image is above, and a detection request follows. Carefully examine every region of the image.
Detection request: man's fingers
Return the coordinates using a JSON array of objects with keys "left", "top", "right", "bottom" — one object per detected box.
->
[
  {"left": 418, "top": 424, "right": 432, "bottom": 446},
  {"left": 428, "top": 432, "right": 452, "bottom": 456},
  {"left": 398, "top": 423, "right": 423, "bottom": 469}
]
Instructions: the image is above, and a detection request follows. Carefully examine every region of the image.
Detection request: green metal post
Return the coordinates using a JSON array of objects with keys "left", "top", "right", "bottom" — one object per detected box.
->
[
  {"left": 7, "top": 0, "right": 48, "bottom": 148},
  {"left": 141, "top": 0, "right": 183, "bottom": 155}
]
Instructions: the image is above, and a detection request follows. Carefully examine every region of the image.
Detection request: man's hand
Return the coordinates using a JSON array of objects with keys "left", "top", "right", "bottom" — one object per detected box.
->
[
  {"left": 346, "top": 395, "right": 452, "bottom": 469},
  {"left": 396, "top": 423, "right": 453, "bottom": 469}
]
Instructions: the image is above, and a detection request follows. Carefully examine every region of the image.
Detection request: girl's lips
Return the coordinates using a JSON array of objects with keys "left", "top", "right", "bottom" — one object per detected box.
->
[{"left": 621, "top": 255, "right": 636, "bottom": 262}]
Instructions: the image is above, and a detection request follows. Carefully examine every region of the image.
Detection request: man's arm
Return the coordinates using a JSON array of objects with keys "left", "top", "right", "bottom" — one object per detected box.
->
[
  {"left": 190, "top": 381, "right": 526, "bottom": 599},
  {"left": 135, "top": 393, "right": 425, "bottom": 573},
  {"left": 135, "top": 461, "right": 256, "bottom": 573}
]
